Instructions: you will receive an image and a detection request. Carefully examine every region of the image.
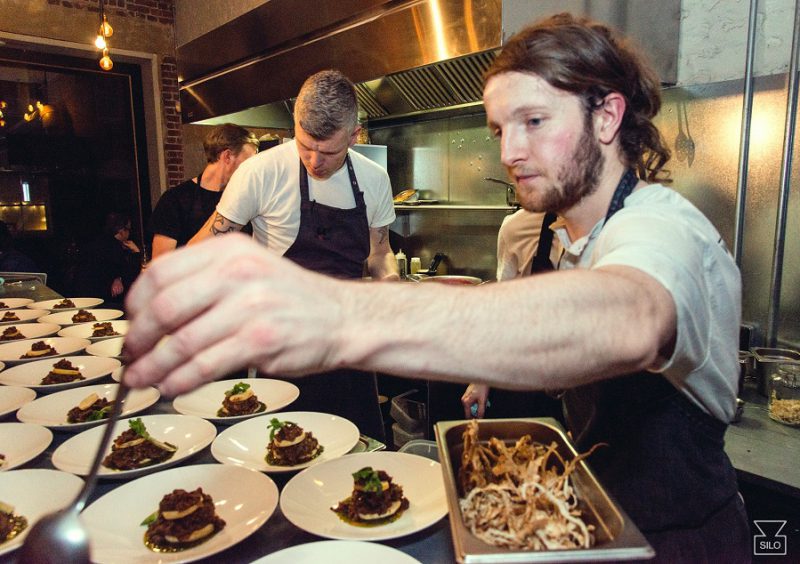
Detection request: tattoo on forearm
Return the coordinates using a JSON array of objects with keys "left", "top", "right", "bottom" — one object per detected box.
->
[
  {"left": 376, "top": 226, "right": 388, "bottom": 245},
  {"left": 211, "top": 213, "right": 239, "bottom": 236}
]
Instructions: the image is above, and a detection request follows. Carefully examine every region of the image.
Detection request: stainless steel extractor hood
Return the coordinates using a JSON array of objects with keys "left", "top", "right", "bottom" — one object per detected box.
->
[{"left": 178, "top": 0, "right": 680, "bottom": 127}]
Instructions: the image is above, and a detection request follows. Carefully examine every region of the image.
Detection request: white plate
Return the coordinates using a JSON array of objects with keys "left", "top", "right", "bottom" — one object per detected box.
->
[
  {"left": 0, "top": 322, "right": 60, "bottom": 341},
  {"left": 0, "top": 298, "right": 34, "bottom": 310},
  {"left": 83, "top": 463, "right": 278, "bottom": 563},
  {"left": 0, "top": 386, "right": 36, "bottom": 418},
  {"left": 85, "top": 336, "right": 125, "bottom": 359},
  {"left": 280, "top": 451, "right": 447, "bottom": 541},
  {"left": 0, "top": 355, "right": 121, "bottom": 392},
  {"left": 173, "top": 378, "right": 300, "bottom": 424},
  {"left": 0, "top": 469, "right": 84, "bottom": 557},
  {"left": 0, "top": 336, "right": 91, "bottom": 365},
  {"left": 0, "top": 309, "right": 48, "bottom": 326},
  {"left": 0, "top": 422, "right": 53, "bottom": 471},
  {"left": 211, "top": 411, "right": 360, "bottom": 473},
  {"left": 58, "top": 320, "right": 130, "bottom": 342},
  {"left": 38, "top": 308, "right": 124, "bottom": 326},
  {"left": 16, "top": 383, "right": 160, "bottom": 431},
  {"left": 252, "top": 540, "right": 422, "bottom": 564},
  {"left": 27, "top": 297, "right": 103, "bottom": 311},
  {"left": 52, "top": 414, "right": 217, "bottom": 479}
]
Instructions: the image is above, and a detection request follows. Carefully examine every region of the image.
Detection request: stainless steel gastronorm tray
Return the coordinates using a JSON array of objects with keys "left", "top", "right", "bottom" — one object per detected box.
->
[{"left": 434, "top": 418, "right": 654, "bottom": 563}]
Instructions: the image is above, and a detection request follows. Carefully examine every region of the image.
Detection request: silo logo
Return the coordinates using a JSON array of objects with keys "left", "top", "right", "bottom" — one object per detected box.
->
[{"left": 753, "top": 520, "right": 787, "bottom": 556}]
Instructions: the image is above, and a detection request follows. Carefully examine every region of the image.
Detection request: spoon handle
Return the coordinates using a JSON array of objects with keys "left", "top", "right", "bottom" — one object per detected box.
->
[{"left": 74, "top": 379, "right": 130, "bottom": 512}]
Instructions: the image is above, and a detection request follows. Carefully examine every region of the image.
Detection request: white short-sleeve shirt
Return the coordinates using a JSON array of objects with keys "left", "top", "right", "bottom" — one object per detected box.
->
[
  {"left": 553, "top": 184, "right": 742, "bottom": 422},
  {"left": 217, "top": 140, "right": 396, "bottom": 255}
]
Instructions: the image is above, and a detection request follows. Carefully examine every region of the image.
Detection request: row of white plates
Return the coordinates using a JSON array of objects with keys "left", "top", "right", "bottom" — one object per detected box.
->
[{"left": 1, "top": 446, "right": 443, "bottom": 562}]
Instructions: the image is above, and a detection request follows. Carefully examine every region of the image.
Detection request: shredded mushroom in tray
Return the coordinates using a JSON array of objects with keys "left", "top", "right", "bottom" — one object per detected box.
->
[{"left": 458, "top": 420, "right": 602, "bottom": 551}]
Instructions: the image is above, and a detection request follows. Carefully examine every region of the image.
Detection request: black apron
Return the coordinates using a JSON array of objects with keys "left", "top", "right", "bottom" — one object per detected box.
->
[
  {"left": 279, "top": 155, "right": 384, "bottom": 440},
  {"left": 563, "top": 170, "right": 750, "bottom": 562}
]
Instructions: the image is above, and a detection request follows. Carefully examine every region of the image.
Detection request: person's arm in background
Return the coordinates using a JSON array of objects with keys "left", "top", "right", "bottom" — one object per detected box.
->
[
  {"left": 187, "top": 212, "right": 244, "bottom": 245},
  {"left": 151, "top": 234, "right": 178, "bottom": 261},
  {"left": 366, "top": 225, "right": 399, "bottom": 281}
]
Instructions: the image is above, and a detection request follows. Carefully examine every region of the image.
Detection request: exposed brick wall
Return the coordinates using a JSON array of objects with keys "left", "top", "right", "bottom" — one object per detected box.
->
[{"left": 45, "top": 0, "right": 183, "bottom": 188}]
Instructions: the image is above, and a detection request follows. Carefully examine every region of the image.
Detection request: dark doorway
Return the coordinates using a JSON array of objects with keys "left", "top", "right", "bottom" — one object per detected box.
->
[{"left": 0, "top": 46, "right": 151, "bottom": 295}]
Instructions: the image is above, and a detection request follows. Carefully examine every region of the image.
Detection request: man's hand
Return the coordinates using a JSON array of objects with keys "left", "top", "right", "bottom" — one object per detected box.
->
[
  {"left": 123, "top": 234, "right": 343, "bottom": 396},
  {"left": 462, "top": 383, "right": 490, "bottom": 418}
]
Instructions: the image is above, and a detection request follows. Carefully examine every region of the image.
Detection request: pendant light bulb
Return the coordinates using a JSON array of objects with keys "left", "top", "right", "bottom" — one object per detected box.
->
[
  {"left": 99, "top": 15, "right": 113, "bottom": 39},
  {"left": 95, "top": 34, "right": 106, "bottom": 49},
  {"left": 99, "top": 49, "right": 113, "bottom": 71}
]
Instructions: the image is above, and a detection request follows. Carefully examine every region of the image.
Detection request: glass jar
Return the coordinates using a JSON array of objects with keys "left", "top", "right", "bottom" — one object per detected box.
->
[{"left": 768, "top": 363, "right": 800, "bottom": 426}]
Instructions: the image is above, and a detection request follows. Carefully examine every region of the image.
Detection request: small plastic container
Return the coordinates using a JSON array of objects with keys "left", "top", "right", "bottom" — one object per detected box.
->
[
  {"left": 390, "top": 389, "right": 427, "bottom": 433},
  {"left": 768, "top": 363, "right": 800, "bottom": 426},
  {"left": 398, "top": 439, "right": 439, "bottom": 461},
  {"left": 392, "top": 422, "right": 425, "bottom": 449}
]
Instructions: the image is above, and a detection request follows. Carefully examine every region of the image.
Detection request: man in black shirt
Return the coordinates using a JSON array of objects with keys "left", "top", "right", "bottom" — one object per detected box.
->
[{"left": 150, "top": 124, "right": 258, "bottom": 260}]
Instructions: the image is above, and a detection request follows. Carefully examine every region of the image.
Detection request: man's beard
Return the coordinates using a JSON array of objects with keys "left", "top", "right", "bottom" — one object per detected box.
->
[{"left": 518, "top": 117, "right": 604, "bottom": 214}]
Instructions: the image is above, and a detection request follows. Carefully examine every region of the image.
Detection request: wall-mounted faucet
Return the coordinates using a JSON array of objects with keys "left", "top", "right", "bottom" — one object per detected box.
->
[{"left": 484, "top": 177, "right": 518, "bottom": 207}]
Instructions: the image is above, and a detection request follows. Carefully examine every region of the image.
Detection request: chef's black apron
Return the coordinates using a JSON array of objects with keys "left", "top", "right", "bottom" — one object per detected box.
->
[
  {"left": 563, "top": 170, "right": 750, "bottom": 562},
  {"left": 277, "top": 155, "right": 384, "bottom": 440}
]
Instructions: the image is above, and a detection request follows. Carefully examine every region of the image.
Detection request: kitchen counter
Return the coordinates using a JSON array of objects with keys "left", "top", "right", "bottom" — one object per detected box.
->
[{"left": 725, "top": 386, "right": 800, "bottom": 498}]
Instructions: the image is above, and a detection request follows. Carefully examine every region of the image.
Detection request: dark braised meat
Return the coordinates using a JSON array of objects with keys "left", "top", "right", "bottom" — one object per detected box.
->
[
  {"left": 102, "top": 429, "right": 176, "bottom": 470},
  {"left": 67, "top": 396, "right": 114, "bottom": 423},
  {"left": 266, "top": 422, "right": 322, "bottom": 466},
  {"left": 332, "top": 468, "right": 409, "bottom": 524},
  {"left": 41, "top": 359, "right": 84, "bottom": 385},
  {"left": 1, "top": 312, "right": 19, "bottom": 322},
  {"left": 20, "top": 340, "right": 58, "bottom": 359},
  {"left": 217, "top": 384, "right": 264, "bottom": 417},
  {"left": 0, "top": 302, "right": 6, "bottom": 309},
  {"left": 72, "top": 309, "right": 97, "bottom": 323},
  {"left": 145, "top": 488, "right": 225, "bottom": 549},
  {"left": 0, "top": 510, "right": 12, "bottom": 542},
  {"left": 91, "top": 322, "right": 119, "bottom": 338},
  {"left": 0, "top": 326, "right": 24, "bottom": 341},
  {"left": 0, "top": 453, "right": 5, "bottom": 467},
  {"left": 53, "top": 298, "right": 76, "bottom": 309}
]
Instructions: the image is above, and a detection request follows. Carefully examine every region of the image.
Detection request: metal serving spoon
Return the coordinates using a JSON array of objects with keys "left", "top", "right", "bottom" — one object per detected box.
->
[{"left": 16, "top": 380, "right": 130, "bottom": 564}]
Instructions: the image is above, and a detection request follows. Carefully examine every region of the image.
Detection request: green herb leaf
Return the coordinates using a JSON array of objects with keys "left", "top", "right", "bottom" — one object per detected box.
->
[
  {"left": 87, "top": 405, "right": 112, "bottom": 421},
  {"left": 226, "top": 382, "right": 250, "bottom": 396},
  {"left": 268, "top": 418, "right": 286, "bottom": 442},
  {"left": 352, "top": 466, "right": 382, "bottom": 493},
  {"left": 129, "top": 418, "right": 149, "bottom": 438},
  {"left": 140, "top": 510, "right": 158, "bottom": 526}
]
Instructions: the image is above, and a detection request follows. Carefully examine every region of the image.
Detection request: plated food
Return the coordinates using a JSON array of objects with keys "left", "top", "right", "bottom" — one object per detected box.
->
[
  {"left": 0, "top": 299, "right": 33, "bottom": 310},
  {"left": 0, "top": 469, "right": 84, "bottom": 557},
  {"left": 53, "top": 414, "right": 216, "bottom": 480},
  {"left": 0, "top": 323, "right": 59, "bottom": 342},
  {"left": 0, "top": 356, "right": 120, "bottom": 392},
  {"left": 16, "top": 383, "right": 160, "bottom": 431},
  {"left": 0, "top": 423, "right": 53, "bottom": 471},
  {"left": 0, "top": 337, "right": 90, "bottom": 365},
  {"left": 173, "top": 378, "right": 299, "bottom": 423},
  {"left": 0, "top": 386, "right": 35, "bottom": 418},
  {"left": 142, "top": 488, "right": 226, "bottom": 552},
  {"left": 82, "top": 464, "right": 278, "bottom": 563},
  {"left": 0, "top": 309, "right": 47, "bottom": 326},
  {"left": 266, "top": 417, "right": 322, "bottom": 466},
  {"left": 211, "top": 411, "right": 359, "bottom": 473},
  {"left": 102, "top": 418, "right": 177, "bottom": 470},
  {"left": 0, "top": 499, "right": 27, "bottom": 546},
  {"left": 58, "top": 320, "right": 129, "bottom": 342},
  {"left": 37, "top": 308, "right": 124, "bottom": 326},
  {"left": 217, "top": 381, "right": 265, "bottom": 417},
  {"left": 27, "top": 297, "right": 103, "bottom": 311},
  {"left": 280, "top": 451, "right": 447, "bottom": 541},
  {"left": 331, "top": 466, "right": 410, "bottom": 526}
]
